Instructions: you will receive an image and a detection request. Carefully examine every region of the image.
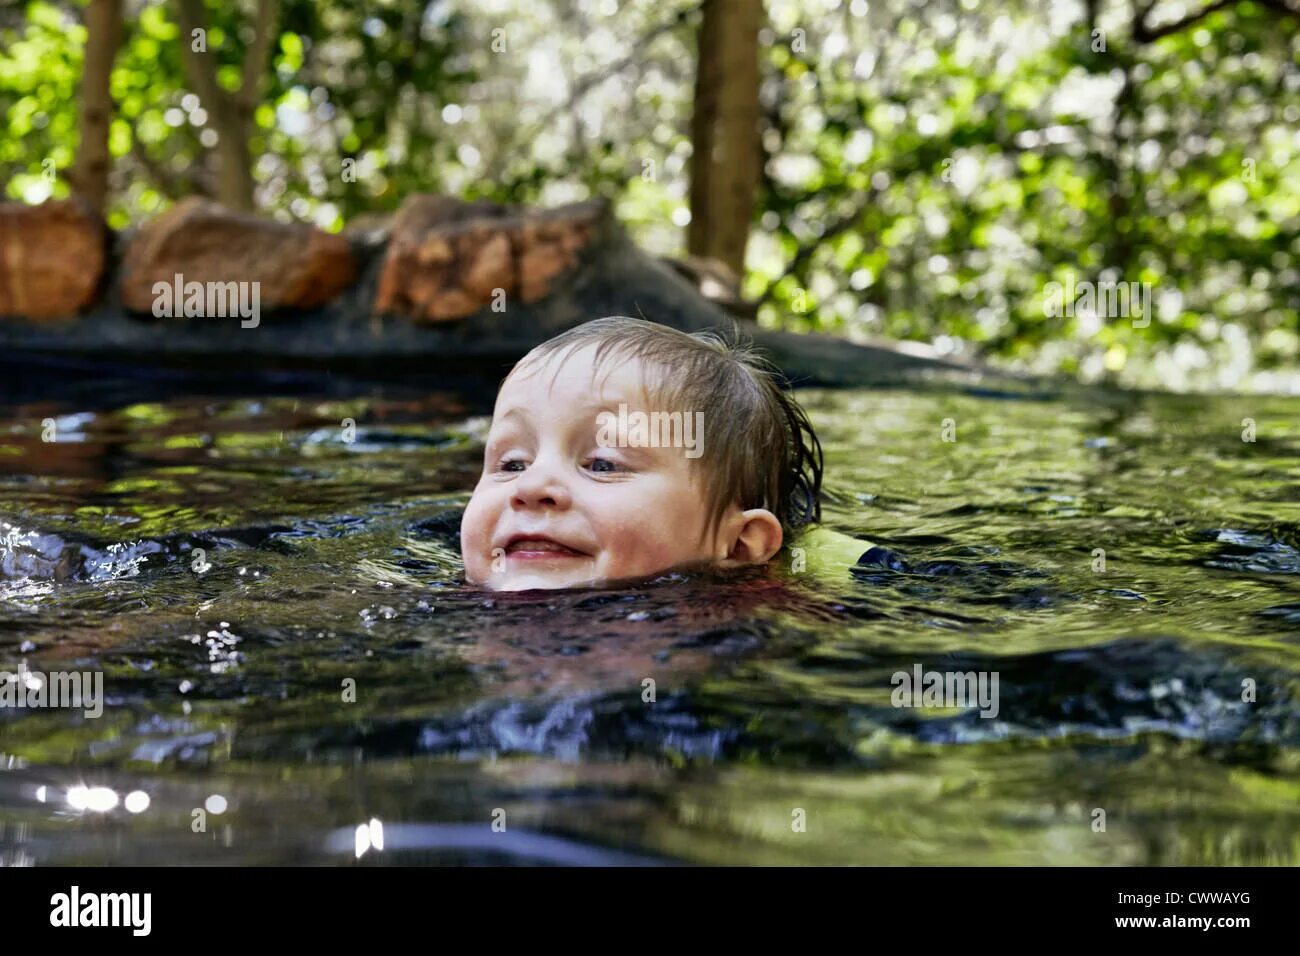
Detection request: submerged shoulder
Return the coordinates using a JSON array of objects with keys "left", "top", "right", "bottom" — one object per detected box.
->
[
  {"left": 779, "top": 525, "right": 911, "bottom": 577},
  {"left": 781, "top": 525, "right": 873, "bottom": 576}
]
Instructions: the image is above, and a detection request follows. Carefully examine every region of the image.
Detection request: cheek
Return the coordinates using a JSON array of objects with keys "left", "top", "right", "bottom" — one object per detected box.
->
[
  {"left": 460, "top": 494, "right": 500, "bottom": 583},
  {"left": 460, "top": 487, "right": 496, "bottom": 551},
  {"left": 593, "top": 485, "right": 709, "bottom": 570}
]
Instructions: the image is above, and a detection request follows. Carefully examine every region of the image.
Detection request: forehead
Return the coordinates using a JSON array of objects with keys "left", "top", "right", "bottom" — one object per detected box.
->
[
  {"left": 496, "top": 343, "right": 659, "bottom": 410},
  {"left": 491, "top": 341, "right": 707, "bottom": 483}
]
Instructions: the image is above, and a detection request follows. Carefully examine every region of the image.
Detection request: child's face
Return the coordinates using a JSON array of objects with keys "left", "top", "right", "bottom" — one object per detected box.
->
[{"left": 461, "top": 345, "right": 731, "bottom": 591}]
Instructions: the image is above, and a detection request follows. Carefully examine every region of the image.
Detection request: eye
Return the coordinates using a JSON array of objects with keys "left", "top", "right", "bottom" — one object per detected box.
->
[
  {"left": 495, "top": 456, "right": 527, "bottom": 473},
  {"left": 585, "top": 456, "right": 625, "bottom": 474}
]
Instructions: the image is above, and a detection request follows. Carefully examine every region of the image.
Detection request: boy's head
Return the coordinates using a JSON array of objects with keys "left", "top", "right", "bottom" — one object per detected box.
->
[{"left": 461, "top": 316, "right": 822, "bottom": 591}]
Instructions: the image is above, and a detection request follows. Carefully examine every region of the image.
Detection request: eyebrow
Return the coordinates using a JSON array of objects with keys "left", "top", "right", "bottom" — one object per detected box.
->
[{"left": 488, "top": 403, "right": 679, "bottom": 459}]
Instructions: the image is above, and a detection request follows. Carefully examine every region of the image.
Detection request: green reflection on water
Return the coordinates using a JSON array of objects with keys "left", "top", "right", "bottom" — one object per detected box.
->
[{"left": 0, "top": 383, "right": 1298, "bottom": 865}]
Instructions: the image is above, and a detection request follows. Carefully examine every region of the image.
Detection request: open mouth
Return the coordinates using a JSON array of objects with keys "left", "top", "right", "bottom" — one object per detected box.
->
[{"left": 501, "top": 537, "right": 589, "bottom": 560}]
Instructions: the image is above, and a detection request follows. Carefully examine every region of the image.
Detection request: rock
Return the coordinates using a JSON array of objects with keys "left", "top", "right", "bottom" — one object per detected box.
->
[
  {"left": 520, "top": 238, "right": 570, "bottom": 303},
  {"left": 460, "top": 228, "right": 511, "bottom": 300},
  {"left": 119, "top": 197, "right": 356, "bottom": 315},
  {"left": 374, "top": 194, "right": 604, "bottom": 323},
  {"left": 0, "top": 199, "right": 106, "bottom": 320},
  {"left": 0, "top": 192, "right": 984, "bottom": 391}
]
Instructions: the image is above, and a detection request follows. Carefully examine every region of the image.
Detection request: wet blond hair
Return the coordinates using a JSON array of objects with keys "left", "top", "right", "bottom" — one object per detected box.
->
[{"left": 510, "top": 316, "right": 823, "bottom": 543}]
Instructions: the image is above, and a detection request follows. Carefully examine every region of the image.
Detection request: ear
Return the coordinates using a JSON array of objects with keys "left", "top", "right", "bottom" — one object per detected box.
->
[{"left": 719, "top": 509, "right": 784, "bottom": 567}]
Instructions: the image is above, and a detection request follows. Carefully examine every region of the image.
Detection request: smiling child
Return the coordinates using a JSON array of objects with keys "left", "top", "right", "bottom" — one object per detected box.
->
[{"left": 460, "top": 315, "right": 831, "bottom": 591}]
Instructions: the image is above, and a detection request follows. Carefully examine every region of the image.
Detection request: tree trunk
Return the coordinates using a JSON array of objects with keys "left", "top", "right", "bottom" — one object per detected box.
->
[
  {"left": 70, "top": 0, "right": 124, "bottom": 214},
  {"left": 215, "top": 107, "right": 255, "bottom": 211},
  {"left": 176, "top": 0, "right": 279, "bottom": 212},
  {"left": 688, "top": 0, "right": 763, "bottom": 277}
]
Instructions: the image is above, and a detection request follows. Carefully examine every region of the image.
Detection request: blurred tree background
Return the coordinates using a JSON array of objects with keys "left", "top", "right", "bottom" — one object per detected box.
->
[{"left": 2, "top": 0, "right": 1297, "bottom": 391}]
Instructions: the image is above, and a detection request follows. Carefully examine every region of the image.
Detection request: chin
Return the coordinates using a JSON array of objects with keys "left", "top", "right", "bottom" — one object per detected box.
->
[
  {"left": 474, "top": 560, "right": 604, "bottom": 591},
  {"left": 494, "top": 578, "right": 564, "bottom": 592},
  {"left": 491, "top": 572, "right": 595, "bottom": 591}
]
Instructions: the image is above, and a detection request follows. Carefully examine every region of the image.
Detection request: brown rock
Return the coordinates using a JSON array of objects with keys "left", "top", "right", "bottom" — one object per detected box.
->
[
  {"left": 0, "top": 199, "right": 106, "bottom": 320},
  {"left": 416, "top": 235, "right": 454, "bottom": 268},
  {"left": 120, "top": 197, "right": 356, "bottom": 315},
  {"left": 373, "top": 194, "right": 605, "bottom": 323},
  {"left": 520, "top": 242, "right": 571, "bottom": 303},
  {"left": 561, "top": 224, "right": 594, "bottom": 258},
  {"left": 428, "top": 289, "right": 481, "bottom": 322},
  {"left": 406, "top": 272, "right": 443, "bottom": 310},
  {"left": 463, "top": 232, "right": 512, "bottom": 300}
]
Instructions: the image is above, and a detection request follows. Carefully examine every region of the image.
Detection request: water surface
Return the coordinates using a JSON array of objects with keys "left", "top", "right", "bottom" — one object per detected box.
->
[{"left": 2, "top": 366, "right": 1298, "bottom": 865}]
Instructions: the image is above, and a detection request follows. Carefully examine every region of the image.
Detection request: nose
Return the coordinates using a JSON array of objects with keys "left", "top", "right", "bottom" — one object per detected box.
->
[{"left": 510, "top": 453, "right": 572, "bottom": 511}]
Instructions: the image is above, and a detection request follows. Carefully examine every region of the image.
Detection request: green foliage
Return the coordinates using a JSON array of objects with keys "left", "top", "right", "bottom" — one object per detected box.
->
[
  {"left": 750, "top": 0, "right": 1299, "bottom": 389},
  {"left": 1, "top": 0, "right": 1296, "bottom": 389},
  {"left": 1, "top": 2, "right": 83, "bottom": 205},
  {"left": 2, "top": 0, "right": 476, "bottom": 228}
]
